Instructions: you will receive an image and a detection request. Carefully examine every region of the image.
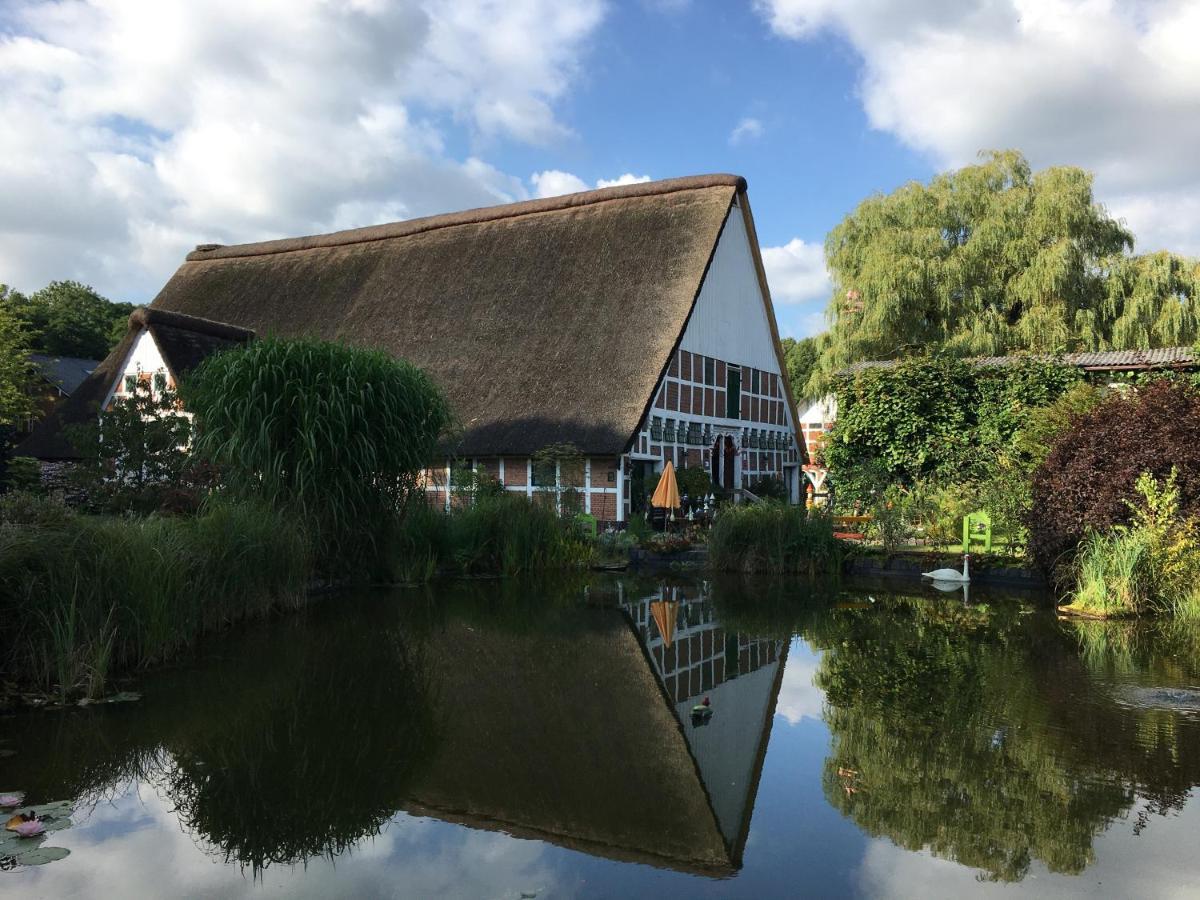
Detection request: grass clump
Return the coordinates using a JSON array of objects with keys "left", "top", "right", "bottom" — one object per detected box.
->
[
  {"left": 1066, "top": 469, "right": 1200, "bottom": 619},
  {"left": 0, "top": 495, "right": 310, "bottom": 699},
  {"left": 389, "top": 492, "right": 592, "bottom": 581},
  {"left": 708, "top": 502, "right": 844, "bottom": 575}
]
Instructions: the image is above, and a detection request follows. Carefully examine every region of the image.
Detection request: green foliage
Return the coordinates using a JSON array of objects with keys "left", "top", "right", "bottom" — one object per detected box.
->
[
  {"left": 531, "top": 442, "right": 585, "bottom": 515},
  {"left": 0, "top": 299, "right": 35, "bottom": 427},
  {"left": 781, "top": 335, "right": 820, "bottom": 399},
  {"left": 388, "top": 492, "right": 592, "bottom": 581},
  {"left": 66, "top": 380, "right": 198, "bottom": 514},
  {"left": 0, "top": 499, "right": 310, "bottom": 699},
  {"left": 1068, "top": 470, "right": 1200, "bottom": 619},
  {"left": 676, "top": 464, "right": 716, "bottom": 500},
  {"left": 808, "top": 150, "right": 1198, "bottom": 393},
  {"left": 747, "top": 475, "right": 787, "bottom": 501},
  {"left": 827, "top": 355, "right": 1081, "bottom": 505},
  {"left": 183, "top": 337, "right": 452, "bottom": 572},
  {"left": 708, "top": 503, "right": 843, "bottom": 575},
  {"left": 1, "top": 281, "right": 135, "bottom": 359}
]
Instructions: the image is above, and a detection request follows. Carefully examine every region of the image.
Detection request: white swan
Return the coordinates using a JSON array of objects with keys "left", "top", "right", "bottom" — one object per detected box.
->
[{"left": 922, "top": 553, "right": 970, "bottom": 582}]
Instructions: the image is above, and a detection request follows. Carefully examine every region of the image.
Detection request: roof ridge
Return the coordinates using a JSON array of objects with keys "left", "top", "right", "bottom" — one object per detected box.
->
[
  {"left": 130, "top": 305, "right": 256, "bottom": 341},
  {"left": 186, "top": 173, "right": 746, "bottom": 262}
]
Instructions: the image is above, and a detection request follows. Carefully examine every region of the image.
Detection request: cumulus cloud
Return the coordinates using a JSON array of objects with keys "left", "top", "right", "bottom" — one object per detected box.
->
[
  {"left": 762, "top": 238, "right": 830, "bottom": 305},
  {"left": 596, "top": 172, "right": 652, "bottom": 188},
  {"left": 729, "top": 116, "right": 765, "bottom": 145},
  {"left": 0, "top": 0, "right": 606, "bottom": 300},
  {"left": 531, "top": 170, "right": 653, "bottom": 197},
  {"left": 755, "top": 0, "right": 1200, "bottom": 254}
]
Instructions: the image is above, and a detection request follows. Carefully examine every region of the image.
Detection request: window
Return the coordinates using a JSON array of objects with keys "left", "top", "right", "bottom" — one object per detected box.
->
[
  {"left": 751, "top": 368, "right": 760, "bottom": 394},
  {"left": 531, "top": 458, "right": 556, "bottom": 487},
  {"left": 704, "top": 357, "right": 715, "bottom": 386},
  {"left": 153, "top": 372, "right": 167, "bottom": 392},
  {"left": 123, "top": 375, "right": 137, "bottom": 393},
  {"left": 726, "top": 367, "right": 741, "bottom": 419}
]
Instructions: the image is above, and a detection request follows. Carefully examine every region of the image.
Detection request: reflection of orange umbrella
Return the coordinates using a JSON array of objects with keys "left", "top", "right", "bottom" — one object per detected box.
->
[
  {"left": 651, "top": 461, "right": 681, "bottom": 510},
  {"left": 650, "top": 599, "right": 679, "bottom": 648}
]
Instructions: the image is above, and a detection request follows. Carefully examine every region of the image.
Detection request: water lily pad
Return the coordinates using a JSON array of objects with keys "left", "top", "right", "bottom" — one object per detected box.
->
[
  {"left": 13, "top": 845, "right": 69, "bottom": 866},
  {"left": 0, "top": 830, "right": 35, "bottom": 856},
  {"left": 41, "top": 816, "right": 73, "bottom": 833}
]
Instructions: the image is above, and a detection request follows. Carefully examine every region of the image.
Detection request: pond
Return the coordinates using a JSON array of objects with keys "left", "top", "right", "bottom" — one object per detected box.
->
[{"left": 4, "top": 574, "right": 1200, "bottom": 897}]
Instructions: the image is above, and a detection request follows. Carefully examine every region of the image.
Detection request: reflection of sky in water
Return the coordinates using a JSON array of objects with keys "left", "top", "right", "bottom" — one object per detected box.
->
[{"left": 9, "top": 583, "right": 1200, "bottom": 899}]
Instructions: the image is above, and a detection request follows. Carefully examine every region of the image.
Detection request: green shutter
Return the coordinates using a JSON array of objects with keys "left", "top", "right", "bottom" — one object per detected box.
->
[{"left": 727, "top": 369, "right": 741, "bottom": 419}]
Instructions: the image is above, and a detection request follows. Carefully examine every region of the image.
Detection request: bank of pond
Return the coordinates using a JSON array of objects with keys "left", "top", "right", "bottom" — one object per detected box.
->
[{"left": 4, "top": 574, "right": 1200, "bottom": 896}]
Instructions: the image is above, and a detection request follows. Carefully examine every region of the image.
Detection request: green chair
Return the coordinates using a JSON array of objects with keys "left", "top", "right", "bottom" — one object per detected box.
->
[
  {"left": 962, "top": 511, "right": 992, "bottom": 553},
  {"left": 575, "top": 513, "right": 598, "bottom": 539}
]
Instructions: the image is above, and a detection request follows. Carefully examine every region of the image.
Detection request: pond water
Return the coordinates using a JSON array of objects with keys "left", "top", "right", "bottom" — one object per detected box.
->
[{"left": 4, "top": 574, "right": 1200, "bottom": 898}]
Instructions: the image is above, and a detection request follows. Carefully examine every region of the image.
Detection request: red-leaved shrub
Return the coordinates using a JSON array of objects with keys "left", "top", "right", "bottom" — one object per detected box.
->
[{"left": 1028, "top": 379, "right": 1200, "bottom": 579}]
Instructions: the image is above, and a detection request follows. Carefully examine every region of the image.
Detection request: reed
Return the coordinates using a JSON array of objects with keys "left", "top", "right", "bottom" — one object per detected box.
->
[
  {"left": 388, "top": 492, "right": 591, "bottom": 580},
  {"left": 0, "top": 497, "right": 310, "bottom": 699},
  {"left": 707, "top": 502, "right": 844, "bottom": 575}
]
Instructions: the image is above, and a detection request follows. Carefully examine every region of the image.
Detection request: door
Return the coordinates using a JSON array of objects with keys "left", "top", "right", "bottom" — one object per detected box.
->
[{"left": 722, "top": 436, "right": 736, "bottom": 492}]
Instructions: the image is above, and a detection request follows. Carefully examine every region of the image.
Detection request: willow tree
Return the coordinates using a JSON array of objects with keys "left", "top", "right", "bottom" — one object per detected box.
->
[{"left": 807, "top": 150, "right": 1199, "bottom": 392}]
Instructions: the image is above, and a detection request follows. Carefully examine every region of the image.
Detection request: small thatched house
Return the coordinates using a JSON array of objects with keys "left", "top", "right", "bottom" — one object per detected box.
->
[{"left": 23, "top": 175, "right": 804, "bottom": 521}]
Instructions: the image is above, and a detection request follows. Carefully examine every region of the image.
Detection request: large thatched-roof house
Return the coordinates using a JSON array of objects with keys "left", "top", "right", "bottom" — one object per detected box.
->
[{"left": 23, "top": 175, "right": 805, "bottom": 521}]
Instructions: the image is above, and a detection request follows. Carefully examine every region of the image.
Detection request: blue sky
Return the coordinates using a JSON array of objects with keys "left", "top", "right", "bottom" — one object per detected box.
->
[{"left": 3, "top": 1, "right": 1198, "bottom": 339}]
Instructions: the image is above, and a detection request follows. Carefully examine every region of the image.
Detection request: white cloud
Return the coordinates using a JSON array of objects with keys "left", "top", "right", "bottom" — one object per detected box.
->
[
  {"left": 531, "top": 170, "right": 653, "bottom": 198},
  {"left": 755, "top": 0, "right": 1200, "bottom": 255},
  {"left": 530, "top": 169, "right": 591, "bottom": 198},
  {"left": 729, "top": 116, "right": 765, "bottom": 145},
  {"left": 775, "top": 639, "right": 825, "bottom": 725},
  {"left": 0, "top": 0, "right": 606, "bottom": 300},
  {"left": 596, "top": 172, "right": 652, "bottom": 188},
  {"left": 762, "top": 238, "right": 830, "bottom": 305}
]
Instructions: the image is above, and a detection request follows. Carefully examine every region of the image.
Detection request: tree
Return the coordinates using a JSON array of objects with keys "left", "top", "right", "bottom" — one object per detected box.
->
[
  {"left": 0, "top": 299, "right": 35, "bottom": 428},
  {"left": 781, "top": 335, "right": 820, "bottom": 400},
  {"left": 1, "top": 280, "right": 136, "bottom": 360},
  {"left": 67, "top": 379, "right": 197, "bottom": 513},
  {"left": 807, "top": 150, "right": 1199, "bottom": 393}
]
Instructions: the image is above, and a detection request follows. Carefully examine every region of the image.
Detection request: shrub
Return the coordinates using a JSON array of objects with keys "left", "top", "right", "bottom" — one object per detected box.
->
[
  {"left": 183, "top": 338, "right": 452, "bottom": 573},
  {"left": 66, "top": 380, "right": 200, "bottom": 514},
  {"left": 388, "top": 492, "right": 590, "bottom": 581},
  {"left": 677, "top": 465, "right": 716, "bottom": 501},
  {"left": 708, "top": 503, "right": 843, "bottom": 575},
  {"left": 827, "top": 355, "right": 1080, "bottom": 504},
  {"left": 1068, "top": 470, "right": 1200, "bottom": 618},
  {"left": 1028, "top": 380, "right": 1200, "bottom": 577},
  {"left": 747, "top": 475, "right": 787, "bottom": 502}
]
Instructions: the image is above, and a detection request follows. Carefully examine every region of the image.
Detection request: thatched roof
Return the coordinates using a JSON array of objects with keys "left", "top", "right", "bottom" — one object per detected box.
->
[
  {"left": 18, "top": 308, "right": 254, "bottom": 459},
  {"left": 403, "top": 607, "right": 736, "bottom": 875},
  {"left": 154, "top": 174, "right": 753, "bottom": 456}
]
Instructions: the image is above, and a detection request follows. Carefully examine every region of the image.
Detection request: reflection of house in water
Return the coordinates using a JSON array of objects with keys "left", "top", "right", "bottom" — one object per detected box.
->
[
  {"left": 620, "top": 583, "right": 788, "bottom": 859},
  {"left": 399, "top": 588, "right": 785, "bottom": 877}
]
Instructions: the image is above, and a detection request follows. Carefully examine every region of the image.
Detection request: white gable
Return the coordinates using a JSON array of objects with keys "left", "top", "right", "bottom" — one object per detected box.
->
[
  {"left": 679, "top": 200, "right": 782, "bottom": 376},
  {"left": 100, "top": 327, "right": 171, "bottom": 409}
]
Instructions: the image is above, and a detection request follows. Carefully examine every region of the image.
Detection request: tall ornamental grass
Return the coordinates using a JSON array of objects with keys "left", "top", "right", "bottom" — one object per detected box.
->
[
  {"left": 389, "top": 492, "right": 591, "bottom": 581},
  {"left": 708, "top": 503, "right": 844, "bottom": 575},
  {"left": 182, "top": 338, "right": 453, "bottom": 574},
  {"left": 1067, "top": 470, "right": 1200, "bottom": 619},
  {"left": 0, "top": 496, "right": 310, "bottom": 699}
]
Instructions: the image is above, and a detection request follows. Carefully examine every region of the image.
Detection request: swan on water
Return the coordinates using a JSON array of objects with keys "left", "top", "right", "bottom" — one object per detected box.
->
[{"left": 922, "top": 553, "right": 970, "bottom": 583}]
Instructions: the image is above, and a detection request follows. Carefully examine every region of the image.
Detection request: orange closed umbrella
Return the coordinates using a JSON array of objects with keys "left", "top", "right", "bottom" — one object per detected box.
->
[{"left": 650, "top": 461, "right": 681, "bottom": 511}]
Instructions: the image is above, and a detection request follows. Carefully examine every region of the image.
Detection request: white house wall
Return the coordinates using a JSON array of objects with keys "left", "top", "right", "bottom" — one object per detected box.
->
[{"left": 679, "top": 199, "right": 786, "bottom": 381}]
